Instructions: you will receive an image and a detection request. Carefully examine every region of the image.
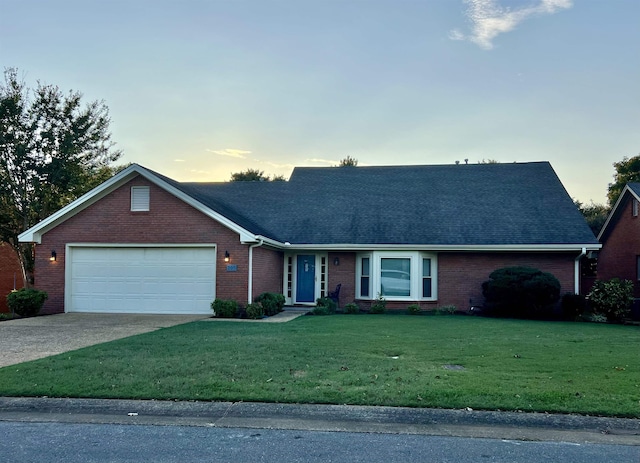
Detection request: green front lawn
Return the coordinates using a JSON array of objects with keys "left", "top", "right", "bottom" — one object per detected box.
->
[{"left": 1, "top": 316, "right": 638, "bottom": 417}]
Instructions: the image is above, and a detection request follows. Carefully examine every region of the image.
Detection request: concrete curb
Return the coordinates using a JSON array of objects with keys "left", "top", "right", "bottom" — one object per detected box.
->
[{"left": 0, "top": 397, "right": 638, "bottom": 445}]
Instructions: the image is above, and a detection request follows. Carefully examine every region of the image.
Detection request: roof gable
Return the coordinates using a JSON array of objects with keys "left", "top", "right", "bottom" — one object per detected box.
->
[
  {"left": 18, "top": 164, "right": 258, "bottom": 244},
  {"left": 597, "top": 183, "right": 640, "bottom": 242}
]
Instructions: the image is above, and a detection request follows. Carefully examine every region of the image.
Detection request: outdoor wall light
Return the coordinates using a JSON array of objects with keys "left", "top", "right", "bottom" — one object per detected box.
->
[
  {"left": 333, "top": 257, "right": 339, "bottom": 266},
  {"left": 224, "top": 250, "right": 230, "bottom": 263},
  {"left": 50, "top": 250, "right": 57, "bottom": 262}
]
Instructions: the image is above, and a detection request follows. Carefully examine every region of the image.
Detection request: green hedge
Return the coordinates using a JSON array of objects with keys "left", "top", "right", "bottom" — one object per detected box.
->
[
  {"left": 481, "top": 266, "right": 560, "bottom": 319},
  {"left": 254, "top": 293, "right": 285, "bottom": 316},
  {"left": 211, "top": 299, "right": 238, "bottom": 318},
  {"left": 6, "top": 288, "right": 48, "bottom": 317}
]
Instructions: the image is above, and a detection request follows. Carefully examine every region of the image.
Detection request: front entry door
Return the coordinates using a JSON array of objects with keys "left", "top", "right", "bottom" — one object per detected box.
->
[{"left": 296, "top": 255, "right": 316, "bottom": 303}]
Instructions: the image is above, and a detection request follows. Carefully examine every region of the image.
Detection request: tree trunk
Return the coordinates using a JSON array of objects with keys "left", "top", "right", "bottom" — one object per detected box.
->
[{"left": 10, "top": 241, "right": 34, "bottom": 289}]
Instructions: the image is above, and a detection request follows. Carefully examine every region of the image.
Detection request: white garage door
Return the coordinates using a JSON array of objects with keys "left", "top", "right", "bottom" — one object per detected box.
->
[{"left": 67, "top": 246, "right": 216, "bottom": 314}]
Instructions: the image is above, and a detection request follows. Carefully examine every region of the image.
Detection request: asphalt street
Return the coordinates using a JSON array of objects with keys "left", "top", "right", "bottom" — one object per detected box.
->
[
  {"left": 2, "top": 421, "right": 639, "bottom": 463},
  {"left": 0, "top": 397, "right": 638, "bottom": 462}
]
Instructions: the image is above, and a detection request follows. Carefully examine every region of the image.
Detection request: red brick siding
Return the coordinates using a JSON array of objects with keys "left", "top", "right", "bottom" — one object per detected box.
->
[
  {"left": 35, "top": 176, "right": 250, "bottom": 314},
  {"left": 338, "top": 250, "right": 577, "bottom": 312},
  {"left": 0, "top": 243, "right": 24, "bottom": 313},
  {"left": 252, "top": 246, "right": 284, "bottom": 300},
  {"left": 327, "top": 252, "right": 356, "bottom": 306},
  {"left": 598, "top": 195, "right": 640, "bottom": 297},
  {"left": 437, "top": 252, "right": 577, "bottom": 311}
]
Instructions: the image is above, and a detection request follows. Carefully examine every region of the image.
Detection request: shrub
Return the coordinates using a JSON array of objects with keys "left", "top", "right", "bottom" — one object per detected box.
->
[
  {"left": 587, "top": 278, "right": 633, "bottom": 322},
  {"left": 6, "top": 288, "right": 48, "bottom": 317},
  {"left": 434, "top": 304, "right": 457, "bottom": 315},
  {"left": 584, "top": 312, "right": 608, "bottom": 323},
  {"left": 211, "top": 299, "right": 238, "bottom": 318},
  {"left": 481, "top": 266, "right": 561, "bottom": 318},
  {"left": 312, "top": 305, "right": 331, "bottom": 316},
  {"left": 315, "top": 297, "right": 337, "bottom": 314},
  {"left": 407, "top": 304, "right": 421, "bottom": 315},
  {"left": 245, "top": 302, "right": 264, "bottom": 319},
  {"left": 370, "top": 294, "right": 386, "bottom": 314},
  {"left": 254, "top": 292, "right": 286, "bottom": 316},
  {"left": 344, "top": 302, "right": 360, "bottom": 314},
  {"left": 561, "top": 293, "right": 586, "bottom": 319}
]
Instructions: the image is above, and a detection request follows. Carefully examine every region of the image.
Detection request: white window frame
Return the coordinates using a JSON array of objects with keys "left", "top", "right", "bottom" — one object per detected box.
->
[
  {"left": 356, "top": 251, "right": 437, "bottom": 301},
  {"left": 131, "top": 186, "right": 150, "bottom": 211},
  {"left": 356, "top": 254, "right": 372, "bottom": 299}
]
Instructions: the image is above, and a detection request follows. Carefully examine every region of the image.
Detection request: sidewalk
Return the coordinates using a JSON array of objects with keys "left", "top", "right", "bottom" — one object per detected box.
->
[
  {"left": 203, "top": 308, "right": 309, "bottom": 323},
  {"left": 0, "top": 397, "right": 638, "bottom": 446}
]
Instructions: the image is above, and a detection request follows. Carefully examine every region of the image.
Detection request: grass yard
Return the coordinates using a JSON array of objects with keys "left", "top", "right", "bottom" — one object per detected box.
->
[{"left": 0, "top": 315, "right": 638, "bottom": 417}]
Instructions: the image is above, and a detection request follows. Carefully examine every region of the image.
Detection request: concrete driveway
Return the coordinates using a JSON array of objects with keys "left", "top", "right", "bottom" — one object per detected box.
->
[{"left": 0, "top": 313, "right": 208, "bottom": 368}]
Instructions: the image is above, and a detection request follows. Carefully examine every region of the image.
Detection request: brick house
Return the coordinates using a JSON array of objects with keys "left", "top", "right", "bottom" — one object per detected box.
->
[
  {"left": 19, "top": 162, "right": 600, "bottom": 315},
  {"left": 0, "top": 242, "right": 23, "bottom": 312},
  {"left": 596, "top": 183, "right": 640, "bottom": 298}
]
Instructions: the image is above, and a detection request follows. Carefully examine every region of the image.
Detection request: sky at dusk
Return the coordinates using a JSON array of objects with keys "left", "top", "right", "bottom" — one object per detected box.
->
[{"left": 1, "top": 0, "right": 638, "bottom": 204}]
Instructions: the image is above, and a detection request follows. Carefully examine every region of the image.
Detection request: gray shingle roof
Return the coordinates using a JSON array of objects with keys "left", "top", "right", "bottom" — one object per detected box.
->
[{"left": 162, "top": 162, "right": 597, "bottom": 246}]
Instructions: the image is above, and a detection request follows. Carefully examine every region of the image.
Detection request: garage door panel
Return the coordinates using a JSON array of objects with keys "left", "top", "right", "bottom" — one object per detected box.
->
[{"left": 68, "top": 247, "right": 216, "bottom": 314}]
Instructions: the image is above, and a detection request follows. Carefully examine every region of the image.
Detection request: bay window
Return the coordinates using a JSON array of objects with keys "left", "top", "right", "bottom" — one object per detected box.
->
[{"left": 357, "top": 251, "right": 437, "bottom": 301}]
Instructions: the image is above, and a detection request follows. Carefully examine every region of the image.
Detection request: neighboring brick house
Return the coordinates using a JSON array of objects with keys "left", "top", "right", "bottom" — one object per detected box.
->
[
  {"left": 0, "top": 242, "right": 23, "bottom": 312},
  {"left": 597, "top": 183, "right": 640, "bottom": 298},
  {"left": 19, "top": 162, "right": 600, "bottom": 315}
]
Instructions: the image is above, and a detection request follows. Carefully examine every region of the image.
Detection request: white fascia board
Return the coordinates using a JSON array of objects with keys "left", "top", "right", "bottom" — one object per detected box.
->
[
  {"left": 243, "top": 235, "right": 285, "bottom": 247},
  {"left": 275, "top": 243, "right": 602, "bottom": 252},
  {"left": 597, "top": 185, "right": 640, "bottom": 241},
  {"left": 19, "top": 164, "right": 259, "bottom": 245}
]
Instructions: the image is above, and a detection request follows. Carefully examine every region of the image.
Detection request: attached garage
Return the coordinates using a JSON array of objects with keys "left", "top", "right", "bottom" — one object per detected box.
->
[{"left": 66, "top": 245, "right": 216, "bottom": 314}]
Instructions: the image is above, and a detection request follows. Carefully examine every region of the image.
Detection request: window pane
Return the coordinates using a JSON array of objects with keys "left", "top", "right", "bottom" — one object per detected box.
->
[
  {"left": 362, "top": 257, "right": 370, "bottom": 276},
  {"left": 380, "top": 258, "right": 410, "bottom": 297},
  {"left": 422, "top": 258, "right": 431, "bottom": 277},
  {"left": 360, "top": 277, "right": 370, "bottom": 297},
  {"left": 423, "top": 278, "right": 432, "bottom": 298}
]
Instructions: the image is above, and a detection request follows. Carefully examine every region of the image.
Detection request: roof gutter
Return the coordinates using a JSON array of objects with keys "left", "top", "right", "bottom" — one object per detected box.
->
[
  {"left": 254, "top": 242, "right": 602, "bottom": 252},
  {"left": 247, "top": 238, "right": 265, "bottom": 303},
  {"left": 574, "top": 247, "right": 587, "bottom": 295}
]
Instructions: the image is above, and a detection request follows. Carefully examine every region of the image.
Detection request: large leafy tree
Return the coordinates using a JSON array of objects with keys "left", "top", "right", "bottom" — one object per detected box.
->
[
  {"left": 338, "top": 156, "right": 358, "bottom": 167},
  {"left": 574, "top": 200, "right": 609, "bottom": 237},
  {"left": 607, "top": 154, "right": 640, "bottom": 207},
  {"left": 0, "top": 68, "right": 122, "bottom": 285},
  {"left": 230, "top": 168, "right": 286, "bottom": 181}
]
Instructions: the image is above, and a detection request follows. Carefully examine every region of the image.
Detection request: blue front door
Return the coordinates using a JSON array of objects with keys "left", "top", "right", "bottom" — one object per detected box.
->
[{"left": 296, "top": 255, "right": 316, "bottom": 303}]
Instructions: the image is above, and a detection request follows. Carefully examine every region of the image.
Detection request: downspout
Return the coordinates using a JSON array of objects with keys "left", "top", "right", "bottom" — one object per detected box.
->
[
  {"left": 574, "top": 247, "right": 587, "bottom": 295},
  {"left": 248, "top": 239, "right": 264, "bottom": 304}
]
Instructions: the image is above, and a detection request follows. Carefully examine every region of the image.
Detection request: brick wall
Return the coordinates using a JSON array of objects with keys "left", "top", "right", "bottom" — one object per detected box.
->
[
  {"left": 36, "top": 176, "right": 250, "bottom": 314},
  {"left": 0, "top": 243, "right": 23, "bottom": 313},
  {"left": 598, "top": 195, "right": 640, "bottom": 297},
  {"left": 252, "top": 246, "right": 284, "bottom": 300},
  {"left": 327, "top": 252, "right": 356, "bottom": 306},
  {"left": 437, "top": 251, "right": 577, "bottom": 311},
  {"left": 342, "top": 250, "right": 578, "bottom": 312}
]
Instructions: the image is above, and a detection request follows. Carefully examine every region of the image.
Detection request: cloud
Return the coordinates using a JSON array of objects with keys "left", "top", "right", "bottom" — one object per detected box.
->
[
  {"left": 256, "top": 159, "right": 296, "bottom": 170},
  {"left": 451, "top": 0, "right": 573, "bottom": 50},
  {"left": 448, "top": 29, "right": 465, "bottom": 42},
  {"left": 206, "top": 148, "right": 251, "bottom": 158},
  {"left": 305, "top": 158, "right": 337, "bottom": 166},
  {"left": 174, "top": 159, "right": 186, "bottom": 162}
]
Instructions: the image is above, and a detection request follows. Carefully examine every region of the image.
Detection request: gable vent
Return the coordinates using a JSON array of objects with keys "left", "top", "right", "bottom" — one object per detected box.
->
[{"left": 131, "top": 186, "right": 150, "bottom": 211}]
